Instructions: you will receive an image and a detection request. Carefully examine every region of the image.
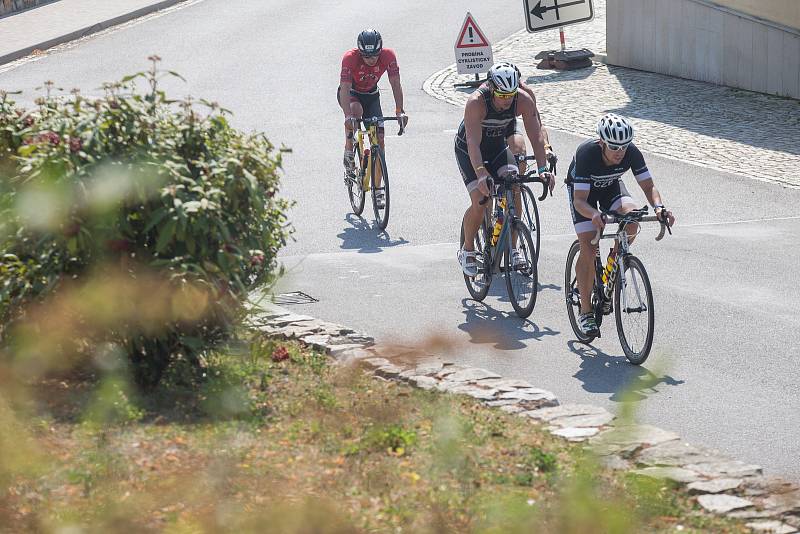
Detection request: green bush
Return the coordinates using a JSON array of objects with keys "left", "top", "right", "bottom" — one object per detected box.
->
[{"left": 0, "top": 57, "right": 291, "bottom": 388}]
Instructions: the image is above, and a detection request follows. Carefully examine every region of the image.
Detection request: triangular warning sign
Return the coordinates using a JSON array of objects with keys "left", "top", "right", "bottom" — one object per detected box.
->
[{"left": 456, "top": 12, "right": 490, "bottom": 48}]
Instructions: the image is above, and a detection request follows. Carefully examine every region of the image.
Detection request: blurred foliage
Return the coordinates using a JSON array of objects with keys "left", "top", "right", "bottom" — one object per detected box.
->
[{"left": 0, "top": 57, "right": 291, "bottom": 388}]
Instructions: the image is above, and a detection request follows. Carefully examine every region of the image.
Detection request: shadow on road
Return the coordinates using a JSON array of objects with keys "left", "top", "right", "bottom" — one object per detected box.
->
[
  {"left": 458, "top": 299, "right": 559, "bottom": 350},
  {"left": 337, "top": 214, "right": 409, "bottom": 253},
  {"left": 567, "top": 340, "right": 684, "bottom": 402},
  {"left": 609, "top": 65, "right": 800, "bottom": 157}
]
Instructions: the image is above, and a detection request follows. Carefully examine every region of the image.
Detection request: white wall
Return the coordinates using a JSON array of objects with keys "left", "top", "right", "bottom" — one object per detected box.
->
[{"left": 607, "top": 0, "right": 800, "bottom": 99}]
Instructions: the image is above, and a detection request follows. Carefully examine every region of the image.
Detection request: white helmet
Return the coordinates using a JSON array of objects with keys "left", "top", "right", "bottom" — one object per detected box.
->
[
  {"left": 596, "top": 113, "right": 634, "bottom": 146},
  {"left": 488, "top": 62, "right": 520, "bottom": 94}
]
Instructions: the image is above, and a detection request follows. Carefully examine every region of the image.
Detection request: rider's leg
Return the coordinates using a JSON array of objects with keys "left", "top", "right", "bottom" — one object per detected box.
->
[
  {"left": 457, "top": 146, "right": 487, "bottom": 254},
  {"left": 576, "top": 230, "right": 598, "bottom": 315},
  {"left": 463, "top": 188, "right": 487, "bottom": 252},
  {"left": 508, "top": 131, "right": 527, "bottom": 174},
  {"left": 345, "top": 100, "right": 363, "bottom": 154},
  {"left": 607, "top": 185, "right": 637, "bottom": 253}
]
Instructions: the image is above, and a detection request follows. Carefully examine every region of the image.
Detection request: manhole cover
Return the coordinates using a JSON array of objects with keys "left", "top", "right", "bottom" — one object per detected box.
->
[{"left": 273, "top": 291, "right": 318, "bottom": 305}]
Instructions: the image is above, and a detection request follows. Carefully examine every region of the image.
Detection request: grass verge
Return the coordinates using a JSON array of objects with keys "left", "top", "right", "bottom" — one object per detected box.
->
[{"left": 0, "top": 335, "right": 749, "bottom": 533}]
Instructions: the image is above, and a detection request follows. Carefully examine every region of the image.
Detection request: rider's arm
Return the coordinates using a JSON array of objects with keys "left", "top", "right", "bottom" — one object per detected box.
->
[
  {"left": 571, "top": 151, "right": 602, "bottom": 224},
  {"left": 383, "top": 49, "right": 404, "bottom": 114},
  {"left": 629, "top": 146, "right": 675, "bottom": 225},
  {"left": 339, "top": 53, "right": 356, "bottom": 117},
  {"left": 517, "top": 92, "right": 548, "bottom": 173},
  {"left": 464, "top": 97, "right": 488, "bottom": 180},
  {"left": 520, "top": 83, "right": 551, "bottom": 148},
  {"left": 572, "top": 188, "right": 599, "bottom": 221},
  {"left": 338, "top": 81, "right": 353, "bottom": 116},
  {"left": 388, "top": 75, "right": 404, "bottom": 113}
]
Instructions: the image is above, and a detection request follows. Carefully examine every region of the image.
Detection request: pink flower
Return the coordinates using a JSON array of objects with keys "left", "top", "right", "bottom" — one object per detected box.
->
[
  {"left": 271, "top": 346, "right": 289, "bottom": 362},
  {"left": 69, "top": 137, "right": 82, "bottom": 153},
  {"left": 250, "top": 253, "right": 265, "bottom": 266}
]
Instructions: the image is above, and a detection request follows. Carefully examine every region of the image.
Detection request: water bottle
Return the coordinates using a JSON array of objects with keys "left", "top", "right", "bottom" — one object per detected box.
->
[
  {"left": 491, "top": 211, "right": 504, "bottom": 246},
  {"left": 601, "top": 249, "right": 616, "bottom": 285},
  {"left": 602, "top": 249, "right": 617, "bottom": 300},
  {"left": 361, "top": 148, "right": 371, "bottom": 190}
]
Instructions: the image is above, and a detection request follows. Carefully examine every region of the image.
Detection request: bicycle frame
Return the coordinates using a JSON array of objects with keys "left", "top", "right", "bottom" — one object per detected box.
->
[
  {"left": 351, "top": 117, "right": 404, "bottom": 191},
  {"left": 481, "top": 177, "right": 530, "bottom": 275},
  {"left": 353, "top": 122, "right": 381, "bottom": 190},
  {"left": 590, "top": 210, "right": 666, "bottom": 325}
]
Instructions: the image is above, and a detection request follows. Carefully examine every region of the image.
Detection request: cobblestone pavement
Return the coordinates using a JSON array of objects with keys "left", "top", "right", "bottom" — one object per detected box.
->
[{"left": 424, "top": 0, "right": 800, "bottom": 188}]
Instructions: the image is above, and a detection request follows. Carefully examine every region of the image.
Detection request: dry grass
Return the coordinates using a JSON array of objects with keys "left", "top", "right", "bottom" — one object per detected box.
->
[{"left": 0, "top": 338, "right": 750, "bottom": 533}]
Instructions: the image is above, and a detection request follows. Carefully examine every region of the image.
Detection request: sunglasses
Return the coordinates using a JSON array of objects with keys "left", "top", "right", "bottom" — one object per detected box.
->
[
  {"left": 493, "top": 90, "right": 517, "bottom": 99},
  {"left": 361, "top": 54, "right": 379, "bottom": 60},
  {"left": 605, "top": 142, "right": 630, "bottom": 152}
]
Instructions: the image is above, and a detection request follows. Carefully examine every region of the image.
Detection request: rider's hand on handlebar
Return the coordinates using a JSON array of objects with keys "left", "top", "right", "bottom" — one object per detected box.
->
[
  {"left": 476, "top": 174, "right": 490, "bottom": 197},
  {"left": 397, "top": 112, "right": 408, "bottom": 128},
  {"left": 591, "top": 211, "right": 606, "bottom": 230},
  {"left": 656, "top": 206, "right": 675, "bottom": 228},
  {"left": 541, "top": 171, "right": 555, "bottom": 194}
]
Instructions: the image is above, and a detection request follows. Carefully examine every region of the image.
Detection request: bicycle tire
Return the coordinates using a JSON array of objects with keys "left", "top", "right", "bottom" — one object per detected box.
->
[
  {"left": 565, "top": 240, "right": 597, "bottom": 343},
  {"left": 519, "top": 185, "right": 541, "bottom": 263},
  {"left": 505, "top": 220, "right": 538, "bottom": 318},
  {"left": 614, "top": 254, "right": 655, "bottom": 365},
  {"left": 371, "top": 146, "right": 390, "bottom": 230},
  {"left": 347, "top": 146, "right": 365, "bottom": 215},
  {"left": 459, "top": 215, "right": 492, "bottom": 301}
]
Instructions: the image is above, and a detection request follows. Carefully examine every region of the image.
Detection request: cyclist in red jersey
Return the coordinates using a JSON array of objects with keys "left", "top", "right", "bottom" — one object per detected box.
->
[{"left": 338, "top": 29, "right": 407, "bottom": 206}]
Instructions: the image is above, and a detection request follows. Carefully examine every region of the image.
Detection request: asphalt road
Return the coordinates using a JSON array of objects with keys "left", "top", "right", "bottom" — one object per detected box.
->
[{"left": 2, "top": 0, "right": 799, "bottom": 481}]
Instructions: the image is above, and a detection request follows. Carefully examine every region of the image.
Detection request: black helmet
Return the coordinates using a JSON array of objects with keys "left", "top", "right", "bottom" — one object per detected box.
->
[{"left": 357, "top": 29, "right": 382, "bottom": 57}]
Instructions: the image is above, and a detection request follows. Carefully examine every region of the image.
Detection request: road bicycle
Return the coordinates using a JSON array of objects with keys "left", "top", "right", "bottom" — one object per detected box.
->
[
  {"left": 459, "top": 166, "right": 550, "bottom": 318},
  {"left": 564, "top": 207, "right": 671, "bottom": 364},
  {"left": 344, "top": 116, "right": 405, "bottom": 230}
]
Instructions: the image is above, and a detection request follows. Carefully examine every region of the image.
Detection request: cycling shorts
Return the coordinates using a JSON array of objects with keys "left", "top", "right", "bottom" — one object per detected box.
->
[
  {"left": 336, "top": 85, "right": 384, "bottom": 127},
  {"left": 455, "top": 143, "right": 518, "bottom": 194},
  {"left": 567, "top": 180, "right": 634, "bottom": 235}
]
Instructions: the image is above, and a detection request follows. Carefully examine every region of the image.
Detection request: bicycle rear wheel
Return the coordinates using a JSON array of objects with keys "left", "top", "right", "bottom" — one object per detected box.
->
[
  {"left": 565, "top": 240, "right": 597, "bottom": 343},
  {"left": 371, "top": 146, "right": 390, "bottom": 230},
  {"left": 459, "top": 215, "right": 492, "bottom": 301},
  {"left": 505, "top": 220, "right": 538, "bottom": 318},
  {"left": 346, "top": 146, "right": 365, "bottom": 215},
  {"left": 614, "top": 254, "right": 655, "bottom": 365},
  {"left": 519, "top": 185, "right": 540, "bottom": 263}
]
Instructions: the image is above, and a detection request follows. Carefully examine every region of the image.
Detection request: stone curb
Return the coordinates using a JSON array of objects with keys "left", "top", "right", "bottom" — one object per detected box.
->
[
  {"left": 0, "top": 0, "right": 188, "bottom": 66},
  {"left": 249, "top": 302, "right": 800, "bottom": 533}
]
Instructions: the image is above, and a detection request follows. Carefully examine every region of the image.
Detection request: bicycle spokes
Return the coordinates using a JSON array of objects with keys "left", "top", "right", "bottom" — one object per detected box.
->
[{"left": 614, "top": 256, "right": 655, "bottom": 364}]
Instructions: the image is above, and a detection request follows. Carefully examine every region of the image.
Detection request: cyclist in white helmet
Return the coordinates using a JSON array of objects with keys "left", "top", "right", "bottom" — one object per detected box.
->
[
  {"left": 455, "top": 62, "right": 554, "bottom": 277},
  {"left": 567, "top": 113, "right": 675, "bottom": 336}
]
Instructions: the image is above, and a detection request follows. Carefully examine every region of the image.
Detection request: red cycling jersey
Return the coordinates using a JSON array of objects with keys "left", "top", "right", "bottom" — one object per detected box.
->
[{"left": 340, "top": 48, "right": 399, "bottom": 93}]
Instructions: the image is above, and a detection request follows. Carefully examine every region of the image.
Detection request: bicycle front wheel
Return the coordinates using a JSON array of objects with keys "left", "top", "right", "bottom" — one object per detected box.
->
[
  {"left": 346, "top": 146, "right": 365, "bottom": 215},
  {"left": 614, "top": 254, "right": 655, "bottom": 365},
  {"left": 519, "top": 185, "right": 541, "bottom": 263},
  {"left": 460, "top": 215, "right": 492, "bottom": 301},
  {"left": 371, "top": 146, "right": 390, "bottom": 230},
  {"left": 565, "top": 240, "right": 597, "bottom": 343},
  {"left": 505, "top": 220, "right": 538, "bottom": 318}
]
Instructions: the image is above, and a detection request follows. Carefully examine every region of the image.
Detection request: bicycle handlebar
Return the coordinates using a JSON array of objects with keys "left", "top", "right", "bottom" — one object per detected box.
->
[
  {"left": 355, "top": 116, "right": 405, "bottom": 136},
  {"left": 590, "top": 207, "right": 671, "bottom": 246},
  {"left": 515, "top": 154, "right": 554, "bottom": 201}
]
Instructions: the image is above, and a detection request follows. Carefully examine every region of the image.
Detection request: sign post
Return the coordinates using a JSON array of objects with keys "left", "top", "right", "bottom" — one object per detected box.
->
[
  {"left": 522, "top": 0, "right": 595, "bottom": 70},
  {"left": 453, "top": 12, "right": 493, "bottom": 88}
]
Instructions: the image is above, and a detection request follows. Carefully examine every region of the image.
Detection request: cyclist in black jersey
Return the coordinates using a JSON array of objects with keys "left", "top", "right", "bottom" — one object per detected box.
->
[
  {"left": 455, "top": 62, "right": 554, "bottom": 276},
  {"left": 568, "top": 113, "right": 675, "bottom": 336}
]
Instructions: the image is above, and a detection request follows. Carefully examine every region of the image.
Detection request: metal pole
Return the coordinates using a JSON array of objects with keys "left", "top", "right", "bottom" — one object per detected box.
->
[{"left": 559, "top": 26, "right": 566, "bottom": 51}]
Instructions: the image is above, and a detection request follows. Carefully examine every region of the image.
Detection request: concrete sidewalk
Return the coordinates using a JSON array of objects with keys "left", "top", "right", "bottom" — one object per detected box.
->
[{"left": 0, "top": 0, "right": 188, "bottom": 65}]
